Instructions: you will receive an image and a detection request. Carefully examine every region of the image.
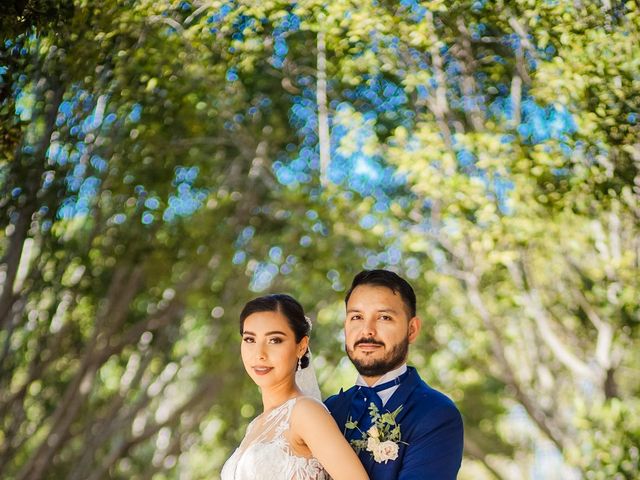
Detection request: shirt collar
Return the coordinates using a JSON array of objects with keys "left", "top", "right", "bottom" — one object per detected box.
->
[{"left": 356, "top": 363, "right": 408, "bottom": 388}]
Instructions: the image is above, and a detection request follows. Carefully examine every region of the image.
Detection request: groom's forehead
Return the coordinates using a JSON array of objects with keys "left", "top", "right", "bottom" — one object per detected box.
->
[
  {"left": 346, "top": 286, "right": 412, "bottom": 318},
  {"left": 347, "top": 285, "right": 403, "bottom": 305},
  {"left": 346, "top": 306, "right": 401, "bottom": 314}
]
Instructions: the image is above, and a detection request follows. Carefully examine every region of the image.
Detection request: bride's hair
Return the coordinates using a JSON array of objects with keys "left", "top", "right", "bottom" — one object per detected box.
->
[{"left": 239, "top": 294, "right": 311, "bottom": 368}]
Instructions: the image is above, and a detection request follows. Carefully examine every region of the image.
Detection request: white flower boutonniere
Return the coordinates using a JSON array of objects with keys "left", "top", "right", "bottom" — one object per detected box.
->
[{"left": 345, "top": 403, "right": 406, "bottom": 463}]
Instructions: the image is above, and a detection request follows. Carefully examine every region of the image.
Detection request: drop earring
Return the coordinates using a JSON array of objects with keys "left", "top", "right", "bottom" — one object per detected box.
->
[{"left": 297, "top": 357, "right": 302, "bottom": 372}]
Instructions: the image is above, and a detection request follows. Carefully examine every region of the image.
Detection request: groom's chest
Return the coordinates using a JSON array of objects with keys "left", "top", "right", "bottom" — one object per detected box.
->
[{"left": 359, "top": 442, "right": 407, "bottom": 478}]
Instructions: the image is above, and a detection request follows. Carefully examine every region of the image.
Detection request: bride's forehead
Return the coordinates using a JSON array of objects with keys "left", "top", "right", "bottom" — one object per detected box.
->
[{"left": 243, "top": 310, "right": 293, "bottom": 333}]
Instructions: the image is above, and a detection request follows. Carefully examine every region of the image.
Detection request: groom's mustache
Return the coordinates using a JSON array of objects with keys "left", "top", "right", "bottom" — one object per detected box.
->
[{"left": 354, "top": 338, "right": 385, "bottom": 347}]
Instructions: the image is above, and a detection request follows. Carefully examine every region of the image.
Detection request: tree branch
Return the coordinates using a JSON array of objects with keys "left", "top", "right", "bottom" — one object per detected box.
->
[
  {"left": 464, "top": 435, "right": 510, "bottom": 480},
  {"left": 455, "top": 17, "right": 485, "bottom": 131},
  {"left": 508, "top": 260, "right": 597, "bottom": 382},
  {"left": 317, "top": 30, "right": 330, "bottom": 187},
  {"left": 85, "top": 376, "right": 222, "bottom": 480}
]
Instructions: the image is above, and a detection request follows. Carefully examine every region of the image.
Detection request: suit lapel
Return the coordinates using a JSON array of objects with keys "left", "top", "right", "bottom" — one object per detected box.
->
[
  {"left": 331, "top": 368, "right": 425, "bottom": 478},
  {"left": 364, "top": 369, "right": 422, "bottom": 477},
  {"left": 333, "top": 368, "right": 424, "bottom": 445},
  {"left": 334, "top": 388, "right": 357, "bottom": 430},
  {"left": 382, "top": 367, "right": 421, "bottom": 421}
]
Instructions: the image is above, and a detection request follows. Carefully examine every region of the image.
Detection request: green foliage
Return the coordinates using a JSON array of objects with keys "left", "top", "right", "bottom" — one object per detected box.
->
[
  {"left": 0, "top": 0, "right": 74, "bottom": 39},
  {"left": 346, "top": 403, "right": 404, "bottom": 455},
  {"left": 1, "top": 1, "right": 638, "bottom": 479},
  {"left": 569, "top": 399, "right": 640, "bottom": 479}
]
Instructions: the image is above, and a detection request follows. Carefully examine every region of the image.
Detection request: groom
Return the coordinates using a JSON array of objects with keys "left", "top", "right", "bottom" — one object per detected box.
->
[{"left": 325, "top": 269, "right": 463, "bottom": 479}]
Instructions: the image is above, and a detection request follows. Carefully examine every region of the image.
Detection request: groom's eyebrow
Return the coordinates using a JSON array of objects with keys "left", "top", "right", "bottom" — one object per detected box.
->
[{"left": 346, "top": 308, "right": 399, "bottom": 314}]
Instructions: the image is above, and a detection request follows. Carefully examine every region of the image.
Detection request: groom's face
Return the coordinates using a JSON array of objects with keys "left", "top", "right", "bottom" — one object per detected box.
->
[{"left": 344, "top": 284, "right": 420, "bottom": 383}]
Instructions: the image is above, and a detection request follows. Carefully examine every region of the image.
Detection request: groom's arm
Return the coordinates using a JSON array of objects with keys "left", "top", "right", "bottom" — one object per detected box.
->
[{"left": 398, "top": 405, "right": 463, "bottom": 480}]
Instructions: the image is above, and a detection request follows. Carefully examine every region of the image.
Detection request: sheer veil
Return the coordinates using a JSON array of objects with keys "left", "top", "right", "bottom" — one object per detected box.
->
[
  {"left": 295, "top": 315, "right": 322, "bottom": 401},
  {"left": 295, "top": 349, "right": 322, "bottom": 401}
]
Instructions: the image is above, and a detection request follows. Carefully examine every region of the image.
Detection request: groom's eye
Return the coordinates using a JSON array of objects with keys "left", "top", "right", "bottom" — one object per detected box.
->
[
  {"left": 380, "top": 315, "right": 392, "bottom": 321},
  {"left": 349, "top": 314, "right": 362, "bottom": 321}
]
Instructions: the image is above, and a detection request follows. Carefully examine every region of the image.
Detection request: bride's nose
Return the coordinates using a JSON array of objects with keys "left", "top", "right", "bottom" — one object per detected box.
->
[{"left": 256, "top": 343, "right": 267, "bottom": 360}]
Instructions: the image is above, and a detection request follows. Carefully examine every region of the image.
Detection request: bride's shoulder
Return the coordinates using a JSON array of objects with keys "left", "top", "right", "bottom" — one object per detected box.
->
[
  {"left": 295, "top": 395, "right": 328, "bottom": 411},
  {"left": 294, "top": 395, "right": 327, "bottom": 408},
  {"left": 289, "top": 396, "right": 337, "bottom": 441},
  {"left": 291, "top": 396, "right": 330, "bottom": 420}
]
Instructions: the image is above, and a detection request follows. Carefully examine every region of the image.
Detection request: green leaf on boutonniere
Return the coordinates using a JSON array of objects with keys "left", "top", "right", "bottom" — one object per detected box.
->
[
  {"left": 346, "top": 403, "right": 407, "bottom": 463},
  {"left": 345, "top": 419, "right": 359, "bottom": 430}
]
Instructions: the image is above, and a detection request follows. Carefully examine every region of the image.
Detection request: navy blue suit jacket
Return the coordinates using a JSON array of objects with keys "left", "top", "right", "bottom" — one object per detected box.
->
[{"left": 325, "top": 367, "right": 463, "bottom": 479}]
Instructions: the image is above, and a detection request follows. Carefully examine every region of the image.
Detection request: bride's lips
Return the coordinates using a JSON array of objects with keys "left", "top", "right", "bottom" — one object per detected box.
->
[{"left": 252, "top": 366, "right": 274, "bottom": 375}]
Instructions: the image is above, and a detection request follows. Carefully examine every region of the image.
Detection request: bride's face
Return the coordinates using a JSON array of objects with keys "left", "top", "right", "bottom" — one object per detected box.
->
[{"left": 241, "top": 310, "right": 307, "bottom": 389}]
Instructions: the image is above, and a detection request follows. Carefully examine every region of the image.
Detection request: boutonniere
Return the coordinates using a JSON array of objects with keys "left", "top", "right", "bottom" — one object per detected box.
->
[{"left": 345, "top": 403, "right": 406, "bottom": 463}]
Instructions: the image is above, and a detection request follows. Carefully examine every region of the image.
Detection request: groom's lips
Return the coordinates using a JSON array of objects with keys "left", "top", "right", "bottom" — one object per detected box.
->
[
  {"left": 252, "top": 366, "right": 274, "bottom": 375},
  {"left": 355, "top": 343, "right": 383, "bottom": 352}
]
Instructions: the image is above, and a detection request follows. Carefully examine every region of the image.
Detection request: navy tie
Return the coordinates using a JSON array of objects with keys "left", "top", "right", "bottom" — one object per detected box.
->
[{"left": 348, "top": 370, "right": 410, "bottom": 439}]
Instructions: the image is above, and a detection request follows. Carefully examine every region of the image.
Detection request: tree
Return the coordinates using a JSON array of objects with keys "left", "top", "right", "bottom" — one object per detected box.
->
[
  {"left": 2, "top": 1, "right": 638, "bottom": 478},
  {"left": 308, "top": 0, "right": 639, "bottom": 477},
  {"left": 0, "top": 1, "right": 321, "bottom": 478}
]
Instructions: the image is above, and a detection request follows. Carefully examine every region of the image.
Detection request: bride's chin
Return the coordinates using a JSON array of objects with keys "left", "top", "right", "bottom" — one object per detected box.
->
[{"left": 250, "top": 374, "right": 274, "bottom": 386}]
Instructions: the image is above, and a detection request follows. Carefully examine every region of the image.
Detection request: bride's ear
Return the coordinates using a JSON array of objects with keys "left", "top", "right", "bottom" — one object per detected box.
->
[{"left": 298, "top": 335, "right": 309, "bottom": 357}]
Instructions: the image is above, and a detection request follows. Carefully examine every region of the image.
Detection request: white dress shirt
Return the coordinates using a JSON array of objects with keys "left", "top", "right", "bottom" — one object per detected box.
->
[{"left": 355, "top": 363, "right": 408, "bottom": 406}]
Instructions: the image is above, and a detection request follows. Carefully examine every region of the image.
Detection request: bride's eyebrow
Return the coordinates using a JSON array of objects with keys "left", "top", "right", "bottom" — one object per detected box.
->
[{"left": 241, "top": 330, "right": 288, "bottom": 336}]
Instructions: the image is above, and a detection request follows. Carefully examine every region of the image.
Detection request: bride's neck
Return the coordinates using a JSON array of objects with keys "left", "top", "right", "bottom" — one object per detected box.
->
[{"left": 260, "top": 381, "right": 300, "bottom": 412}]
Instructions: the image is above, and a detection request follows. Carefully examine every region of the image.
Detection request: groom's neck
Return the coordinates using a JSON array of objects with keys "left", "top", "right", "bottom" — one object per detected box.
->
[{"left": 358, "top": 363, "right": 408, "bottom": 387}]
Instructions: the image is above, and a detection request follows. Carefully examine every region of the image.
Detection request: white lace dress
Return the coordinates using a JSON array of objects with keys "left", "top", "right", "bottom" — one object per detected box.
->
[{"left": 221, "top": 397, "right": 329, "bottom": 480}]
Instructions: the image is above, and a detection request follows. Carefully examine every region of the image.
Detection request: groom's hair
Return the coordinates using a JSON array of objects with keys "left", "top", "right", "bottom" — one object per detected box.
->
[{"left": 345, "top": 269, "right": 417, "bottom": 318}]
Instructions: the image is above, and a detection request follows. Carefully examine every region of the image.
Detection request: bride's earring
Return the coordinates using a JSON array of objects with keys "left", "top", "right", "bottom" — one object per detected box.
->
[{"left": 297, "top": 357, "right": 302, "bottom": 372}]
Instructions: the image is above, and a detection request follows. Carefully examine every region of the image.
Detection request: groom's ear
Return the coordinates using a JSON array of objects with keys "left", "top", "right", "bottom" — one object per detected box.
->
[{"left": 408, "top": 316, "right": 421, "bottom": 343}]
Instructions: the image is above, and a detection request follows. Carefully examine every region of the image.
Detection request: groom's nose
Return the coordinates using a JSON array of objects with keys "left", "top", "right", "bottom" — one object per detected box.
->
[{"left": 362, "top": 317, "right": 377, "bottom": 337}]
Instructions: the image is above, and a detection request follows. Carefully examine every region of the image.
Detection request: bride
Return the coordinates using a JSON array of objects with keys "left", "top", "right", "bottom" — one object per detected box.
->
[{"left": 221, "top": 294, "right": 369, "bottom": 480}]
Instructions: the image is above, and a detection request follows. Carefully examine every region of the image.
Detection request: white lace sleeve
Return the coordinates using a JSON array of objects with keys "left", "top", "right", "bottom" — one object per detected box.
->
[{"left": 221, "top": 398, "right": 329, "bottom": 480}]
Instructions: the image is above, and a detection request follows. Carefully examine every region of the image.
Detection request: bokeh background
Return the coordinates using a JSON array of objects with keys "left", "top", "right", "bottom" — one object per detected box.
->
[{"left": 1, "top": 1, "right": 639, "bottom": 479}]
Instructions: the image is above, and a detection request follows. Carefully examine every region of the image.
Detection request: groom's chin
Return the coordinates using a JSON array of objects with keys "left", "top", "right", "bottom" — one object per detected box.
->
[
  {"left": 353, "top": 362, "right": 389, "bottom": 378},
  {"left": 348, "top": 353, "right": 388, "bottom": 377}
]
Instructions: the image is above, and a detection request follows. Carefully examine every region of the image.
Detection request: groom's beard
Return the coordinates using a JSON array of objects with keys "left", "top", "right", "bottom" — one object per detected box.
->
[{"left": 346, "top": 337, "right": 409, "bottom": 377}]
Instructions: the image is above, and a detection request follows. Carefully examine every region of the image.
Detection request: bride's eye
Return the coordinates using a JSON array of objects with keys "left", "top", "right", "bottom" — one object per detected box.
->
[
  {"left": 242, "top": 337, "right": 255, "bottom": 343},
  {"left": 268, "top": 337, "right": 283, "bottom": 344}
]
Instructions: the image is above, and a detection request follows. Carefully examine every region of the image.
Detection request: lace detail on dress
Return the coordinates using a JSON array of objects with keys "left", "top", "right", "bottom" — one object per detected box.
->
[{"left": 221, "top": 397, "right": 329, "bottom": 480}]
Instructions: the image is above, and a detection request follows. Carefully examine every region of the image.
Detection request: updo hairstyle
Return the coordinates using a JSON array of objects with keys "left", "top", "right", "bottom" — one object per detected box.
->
[{"left": 239, "top": 294, "right": 311, "bottom": 369}]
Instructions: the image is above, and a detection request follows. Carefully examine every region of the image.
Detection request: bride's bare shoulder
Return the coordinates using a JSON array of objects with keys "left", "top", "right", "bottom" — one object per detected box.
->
[
  {"left": 296, "top": 395, "right": 325, "bottom": 403},
  {"left": 291, "top": 396, "right": 332, "bottom": 428}
]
